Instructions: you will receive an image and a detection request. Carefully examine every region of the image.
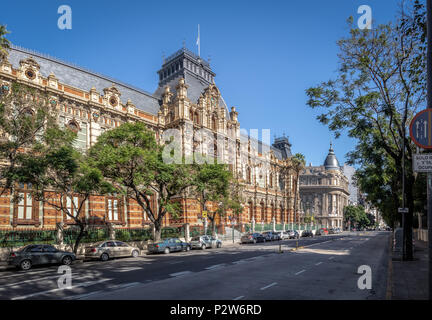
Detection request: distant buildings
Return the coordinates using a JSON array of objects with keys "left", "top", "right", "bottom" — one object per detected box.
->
[{"left": 299, "top": 144, "right": 350, "bottom": 228}]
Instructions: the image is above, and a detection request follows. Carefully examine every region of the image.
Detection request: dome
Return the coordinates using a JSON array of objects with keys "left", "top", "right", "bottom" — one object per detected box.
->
[{"left": 324, "top": 143, "right": 340, "bottom": 170}]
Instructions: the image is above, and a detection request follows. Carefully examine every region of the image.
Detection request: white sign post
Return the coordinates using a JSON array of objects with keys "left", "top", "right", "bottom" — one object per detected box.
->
[{"left": 413, "top": 154, "right": 432, "bottom": 172}]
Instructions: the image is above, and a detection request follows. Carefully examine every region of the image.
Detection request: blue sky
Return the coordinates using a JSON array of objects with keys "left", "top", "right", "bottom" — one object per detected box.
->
[{"left": 0, "top": 0, "right": 401, "bottom": 166}]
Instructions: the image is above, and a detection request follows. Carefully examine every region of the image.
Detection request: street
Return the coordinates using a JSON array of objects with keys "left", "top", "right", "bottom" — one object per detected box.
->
[{"left": 0, "top": 231, "right": 390, "bottom": 300}]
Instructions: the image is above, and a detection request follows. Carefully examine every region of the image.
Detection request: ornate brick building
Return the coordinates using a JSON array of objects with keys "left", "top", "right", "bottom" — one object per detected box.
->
[
  {"left": 299, "top": 144, "right": 350, "bottom": 228},
  {"left": 0, "top": 45, "right": 300, "bottom": 230}
]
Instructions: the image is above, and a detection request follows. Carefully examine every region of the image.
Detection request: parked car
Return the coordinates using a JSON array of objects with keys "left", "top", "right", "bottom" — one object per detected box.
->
[
  {"left": 302, "top": 230, "right": 314, "bottom": 237},
  {"left": 8, "top": 244, "right": 76, "bottom": 270},
  {"left": 316, "top": 228, "right": 329, "bottom": 236},
  {"left": 190, "top": 235, "right": 222, "bottom": 250},
  {"left": 262, "top": 231, "right": 280, "bottom": 241},
  {"left": 85, "top": 240, "right": 140, "bottom": 261},
  {"left": 274, "top": 232, "right": 287, "bottom": 240},
  {"left": 286, "top": 230, "right": 300, "bottom": 239},
  {"left": 328, "top": 228, "right": 335, "bottom": 234},
  {"left": 278, "top": 231, "right": 290, "bottom": 240},
  {"left": 241, "top": 233, "right": 266, "bottom": 244},
  {"left": 147, "top": 238, "right": 191, "bottom": 254}
]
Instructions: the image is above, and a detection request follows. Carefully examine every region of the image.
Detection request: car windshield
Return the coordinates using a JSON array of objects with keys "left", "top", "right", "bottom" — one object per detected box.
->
[{"left": 191, "top": 237, "right": 201, "bottom": 241}]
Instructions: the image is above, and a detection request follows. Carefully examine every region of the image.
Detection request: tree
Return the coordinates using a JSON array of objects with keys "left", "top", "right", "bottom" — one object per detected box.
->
[
  {"left": 191, "top": 162, "right": 233, "bottom": 236},
  {"left": 0, "top": 82, "right": 57, "bottom": 198},
  {"left": 88, "top": 122, "right": 195, "bottom": 242},
  {"left": 0, "top": 24, "right": 10, "bottom": 63},
  {"left": 305, "top": 10, "right": 425, "bottom": 259},
  {"left": 18, "top": 126, "right": 111, "bottom": 254}
]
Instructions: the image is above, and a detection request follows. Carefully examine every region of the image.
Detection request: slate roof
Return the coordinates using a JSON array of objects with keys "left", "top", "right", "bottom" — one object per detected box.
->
[{"left": 7, "top": 45, "right": 161, "bottom": 115}]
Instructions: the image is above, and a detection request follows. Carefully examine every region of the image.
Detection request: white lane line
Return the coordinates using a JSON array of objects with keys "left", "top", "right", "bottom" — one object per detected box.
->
[
  {"left": 328, "top": 256, "right": 334, "bottom": 260},
  {"left": 168, "top": 261, "right": 184, "bottom": 264},
  {"left": 11, "top": 278, "right": 113, "bottom": 300},
  {"left": 169, "top": 271, "right": 193, "bottom": 277},
  {"left": 113, "top": 267, "right": 142, "bottom": 272},
  {"left": 233, "top": 295, "right": 245, "bottom": 300},
  {"left": 205, "top": 264, "right": 226, "bottom": 270},
  {"left": 232, "top": 260, "right": 248, "bottom": 264},
  {"left": 295, "top": 269, "right": 306, "bottom": 275},
  {"left": 315, "top": 262, "right": 323, "bottom": 266},
  {"left": 260, "top": 282, "right": 277, "bottom": 290}
]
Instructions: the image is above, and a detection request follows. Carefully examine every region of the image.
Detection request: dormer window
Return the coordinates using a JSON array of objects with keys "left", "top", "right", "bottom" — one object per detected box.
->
[{"left": 25, "top": 69, "right": 36, "bottom": 80}]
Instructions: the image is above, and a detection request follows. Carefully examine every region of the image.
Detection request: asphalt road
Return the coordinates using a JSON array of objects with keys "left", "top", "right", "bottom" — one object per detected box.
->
[{"left": 0, "top": 231, "right": 390, "bottom": 300}]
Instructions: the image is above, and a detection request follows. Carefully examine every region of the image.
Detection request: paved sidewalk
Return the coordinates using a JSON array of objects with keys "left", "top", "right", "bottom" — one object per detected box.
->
[{"left": 389, "top": 239, "right": 429, "bottom": 300}]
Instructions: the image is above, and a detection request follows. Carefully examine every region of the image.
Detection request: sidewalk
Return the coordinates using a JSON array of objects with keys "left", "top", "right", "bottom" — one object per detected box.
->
[{"left": 389, "top": 238, "right": 429, "bottom": 300}]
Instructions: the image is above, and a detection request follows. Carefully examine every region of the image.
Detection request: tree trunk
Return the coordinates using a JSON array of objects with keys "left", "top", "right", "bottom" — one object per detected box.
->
[
  {"left": 154, "top": 219, "right": 162, "bottom": 242},
  {"left": 73, "top": 222, "right": 86, "bottom": 255}
]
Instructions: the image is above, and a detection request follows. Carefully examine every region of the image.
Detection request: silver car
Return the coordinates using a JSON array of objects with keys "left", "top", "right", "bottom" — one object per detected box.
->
[
  {"left": 190, "top": 235, "right": 222, "bottom": 249},
  {"left": 84, "top": 240, "right": 140, "bottom": 261}
]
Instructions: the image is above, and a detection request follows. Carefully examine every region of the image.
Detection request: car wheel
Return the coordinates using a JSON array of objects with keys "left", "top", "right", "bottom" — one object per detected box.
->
[
  {"left": 62, "top": 256, "right": 72, "bottom": 266},
  {"left": 20, "top": 259, "right": 32, "bottom": 271},
  {"left": 100, "top": 253, "right": 109, "bottom": 261},
  {"left": 201, "top": 244, "right": 206, "bottom": 250},
  {"left": 132, "top": 250, "right": 139, "bottom": 258},
  {"left": 164, "top": 247, "right": 170, "bottom": 254}
]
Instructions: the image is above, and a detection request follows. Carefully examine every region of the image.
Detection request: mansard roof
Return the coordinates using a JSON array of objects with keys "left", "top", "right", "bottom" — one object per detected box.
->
[{"left": 7, "top": 45, "right": 161, "bottom": 115}]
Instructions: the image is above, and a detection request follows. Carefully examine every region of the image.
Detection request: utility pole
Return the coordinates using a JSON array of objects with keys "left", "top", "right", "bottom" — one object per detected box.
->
[{"left": 428, "top": 0, "right": 432, "bottom": 301}]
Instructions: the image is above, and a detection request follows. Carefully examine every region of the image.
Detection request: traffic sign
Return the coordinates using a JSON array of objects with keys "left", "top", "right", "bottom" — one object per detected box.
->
[
  {"left": 398, "top": 208, "right": 409, "bottom": 213},
  {"left": 202, "top": 210, "right": 207, "bottom": 218},
  {"left": 410, "top": 109, "right": 432, "bottom": 149},
  {"left": 413, "top": 153, "right": 432, "bottom": 172}
]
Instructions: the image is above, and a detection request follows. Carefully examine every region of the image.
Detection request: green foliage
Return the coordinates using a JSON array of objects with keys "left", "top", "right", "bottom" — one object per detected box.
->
[
  {"left": 88, "top": 122, "right": 195, "bottom": 241},
  {"left": 0, "top": 83, "right": 57, "bottom": 197},
  {"left": 0, "top": 229, "right": 56, "bottom": 248},
  {"left": 305, "top": 4, "right": 425, "bottom": 234},
  {"left": 0, "top": 24, "right": 10, "bottom": 62}
]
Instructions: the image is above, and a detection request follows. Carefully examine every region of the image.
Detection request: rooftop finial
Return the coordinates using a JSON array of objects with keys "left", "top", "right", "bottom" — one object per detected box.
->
[{"left": 182, "top": 39, "right": 186, "bottom": 49}]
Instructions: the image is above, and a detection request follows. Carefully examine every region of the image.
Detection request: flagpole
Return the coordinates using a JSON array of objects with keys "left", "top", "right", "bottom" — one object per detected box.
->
[{"left": 197, "top": 24, "right": 200, "bottom": 57}]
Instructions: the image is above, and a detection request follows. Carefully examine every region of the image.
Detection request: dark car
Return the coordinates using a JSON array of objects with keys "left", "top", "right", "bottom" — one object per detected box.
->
[
  {"left": 328, "top": 228, "right": 335, "bottom": 234},
  {"left": 241, "top": 233, "right": 266, "bottom": 244},
  {"left": 302, "top": 230, "right": 314, "bottom": 237},
  {"left": 286, "top": 230, "right": 300, "bottom": 239},
  {"left": 147, "top": 238, "right": 191, "bottom": 254},
  {"left": 8, "top": 244, "right": 76, "bottom": 270}
]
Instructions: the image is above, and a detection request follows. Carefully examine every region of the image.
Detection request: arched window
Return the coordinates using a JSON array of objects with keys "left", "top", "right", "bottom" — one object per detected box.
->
[
  {"left": 212, "top": 115, "right": 217, "bottom": 131},
  {"left": 269, "top": 173, "right": 273, "bottom": 188},
  {"left": 67, "top": 120, "right": 79, "bottom": 133},
  {"left": 194, "top": 111, "right": 199, "bottom": 125}
]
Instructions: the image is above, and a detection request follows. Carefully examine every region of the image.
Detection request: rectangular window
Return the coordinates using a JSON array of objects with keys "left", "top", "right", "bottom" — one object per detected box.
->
[
  {"left": 65, "top": 196, "right": 79, "bottom": 220},
  {"left": 107, "top": 197, "right": 121, "bottom": 222},
  {"left": 14, "top": 184, "right": 38, "bottom": 226}
]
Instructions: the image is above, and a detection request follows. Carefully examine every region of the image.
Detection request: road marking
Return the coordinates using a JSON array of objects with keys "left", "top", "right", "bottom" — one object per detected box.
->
[
  {"left": 11, "top": 278, "right": 113, "bottom": 300},
  {"left": 328, "top": 256, "right": 334, "bottom": 260},
  {"left": 233, "top": 295, "right": 245, "bottom": 300},
  {"left": 315, "top": 262, "right": 323, "bottom": 266},
  {"left": 113, "top": 267, "right": 142, "bottom": 272},
  {"left": 232, "top": 260, "right": 248, "bottom": 264},
  {"left": 260, "top": 282, "right": 277, "bottom": 290},
  {"left": 168, "top": 261, "right": 184, "bottom": 264},
  {"left": 295, "top": 269, "right": 306, "bottom": 275},
  {"left": 169, "top": 271, "right": 193, "bottom": 277},
  {"left": 205, "top": 264, "right": 226, "bottom": 270}
]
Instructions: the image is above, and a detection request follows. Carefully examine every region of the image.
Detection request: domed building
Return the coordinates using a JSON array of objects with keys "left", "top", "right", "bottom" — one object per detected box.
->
[{"left": 299, "top": 144, "right": 350, "bottom": 229}]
